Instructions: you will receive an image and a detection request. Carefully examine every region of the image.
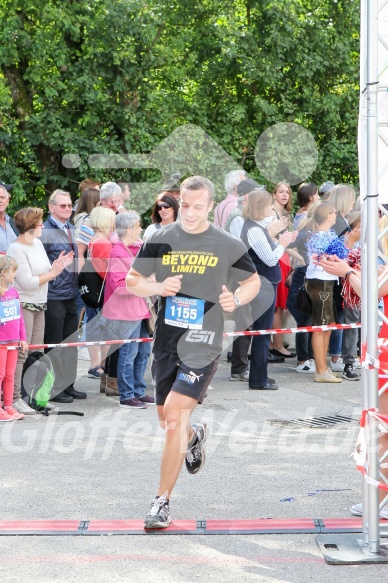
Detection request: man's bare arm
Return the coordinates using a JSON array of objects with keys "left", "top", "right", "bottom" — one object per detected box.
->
[
  {"left": 126, "top": 267, "right": 182, "bottom": 297},
  {"left": 316, "top": 255, "right": 362, "bottom": 297},
  {"left": 219, "top": 272, "right": 261, "bottom": 313}
]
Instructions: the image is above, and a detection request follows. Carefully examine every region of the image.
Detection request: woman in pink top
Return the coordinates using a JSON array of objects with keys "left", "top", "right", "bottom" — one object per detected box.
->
[
  {"left": 100, "top": 211, "right": 154, "bottom": 409},
  {"left": 84, "top": 206, "right": 115, "bottom": 380},
  {"left": 0, "top": 255, "right": 28, "bottom": 421}
]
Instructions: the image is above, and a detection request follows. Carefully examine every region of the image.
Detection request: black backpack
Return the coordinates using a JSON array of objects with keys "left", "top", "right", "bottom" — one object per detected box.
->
[
  {"left": 22, "top": 351, "right": 85, "bottom": 417},
  {"left": 22, "top": 351, "right": 55, "bottom": 411}
]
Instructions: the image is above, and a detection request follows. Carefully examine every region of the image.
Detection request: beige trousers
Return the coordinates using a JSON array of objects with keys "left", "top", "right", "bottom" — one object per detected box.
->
[{"left": 13, "top": 308, "right": 45, "bottom": 402}]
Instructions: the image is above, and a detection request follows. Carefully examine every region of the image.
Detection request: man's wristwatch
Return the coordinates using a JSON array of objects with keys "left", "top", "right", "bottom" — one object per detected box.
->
[{"left": 233, "top": 295, "right": 241, "bottom": 308}]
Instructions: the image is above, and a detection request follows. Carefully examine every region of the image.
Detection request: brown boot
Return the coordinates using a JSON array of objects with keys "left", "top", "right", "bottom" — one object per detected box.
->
[
  {"left": 100, "top": 373, "right": 108, "bottom": 394},
  {"left": 106, "top": 376, "right": 119, "bottom": 397}
]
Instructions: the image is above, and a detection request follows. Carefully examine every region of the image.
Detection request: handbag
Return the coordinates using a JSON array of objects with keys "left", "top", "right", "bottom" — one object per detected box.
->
[
  {"left": 285, "top": 267, "right": 295, "bottom": 289},
  {"left": 126, "top": 246, "right": 157, "bottom": 336},
  {"left": 296, "top": 280, "right": 312, "bottom": 316},
  {"left": 78, "top": 253, "right": 106, "bottom": 309}
]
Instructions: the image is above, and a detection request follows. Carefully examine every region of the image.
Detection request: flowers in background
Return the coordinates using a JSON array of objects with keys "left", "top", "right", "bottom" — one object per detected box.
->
[{"left": 307, "top": 230, "right": 349, "bottom": 260}]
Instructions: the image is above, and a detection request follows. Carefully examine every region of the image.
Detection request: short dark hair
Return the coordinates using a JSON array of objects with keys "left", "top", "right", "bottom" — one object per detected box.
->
[
  {"left": 297, "top": 182, "right": 318, "bottom": 208},
  {"left": 180, "top": 176, "right": 215, "bottom": 201},
  {"left": 79, "top": 179, "right": 100, "bottom": 192}
]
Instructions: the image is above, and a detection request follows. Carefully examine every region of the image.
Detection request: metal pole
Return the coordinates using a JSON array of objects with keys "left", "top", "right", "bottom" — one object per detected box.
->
[{"left": 364, "top": 0, "right": 380, "bottom": 554}]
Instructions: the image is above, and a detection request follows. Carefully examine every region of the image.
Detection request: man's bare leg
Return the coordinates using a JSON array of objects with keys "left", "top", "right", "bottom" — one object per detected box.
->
[{"left": 156, "top": 391, "right": 197, "bottom": 497}]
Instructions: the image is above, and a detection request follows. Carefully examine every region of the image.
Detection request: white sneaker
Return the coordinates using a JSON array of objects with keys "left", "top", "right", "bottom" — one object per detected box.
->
[
  {"left": 295, "top": 360, "right": 316, "bottom": 374},
  {"left": 78, "top": 347, "right": 90, "bottom": 361},
  {"left": 330, "top": 358, "right": 345, "bottom": 372},
  {"left": 350, "top": 502, "right": 388, "bottom": 520},
  {"left": 12, "top": 398, "right": 37, "bottom": 415}
]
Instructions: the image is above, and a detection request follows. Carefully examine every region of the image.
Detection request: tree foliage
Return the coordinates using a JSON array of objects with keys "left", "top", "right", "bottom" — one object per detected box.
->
[{"left": 0, "top": 0, "right": 360, "bottom": 211}]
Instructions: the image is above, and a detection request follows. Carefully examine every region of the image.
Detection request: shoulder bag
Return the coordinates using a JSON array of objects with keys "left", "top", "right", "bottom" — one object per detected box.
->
[
  {"left": 78, "top": 249, "right": 106, "bottom": 309},
  {"left": 296, "top": 279, "right": 312, "bottom": 316}
]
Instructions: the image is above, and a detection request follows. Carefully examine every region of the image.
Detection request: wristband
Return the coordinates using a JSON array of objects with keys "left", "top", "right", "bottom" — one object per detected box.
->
[{"left": 344, "top": 270, "right": 356, "bottom": 282}]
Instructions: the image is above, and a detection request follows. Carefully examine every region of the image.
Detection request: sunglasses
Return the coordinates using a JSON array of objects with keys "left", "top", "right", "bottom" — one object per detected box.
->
[
  {"left": 52, "top": 203, "right": 73, "bottom": 209},
  {"left": 156, "top": 203, "right": 172, "bottom": 210}
]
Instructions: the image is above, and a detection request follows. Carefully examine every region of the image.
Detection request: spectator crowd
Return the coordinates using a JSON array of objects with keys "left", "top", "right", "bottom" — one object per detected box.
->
[{"left": 0, "top": 171, "right": 365, "bottom": 421}]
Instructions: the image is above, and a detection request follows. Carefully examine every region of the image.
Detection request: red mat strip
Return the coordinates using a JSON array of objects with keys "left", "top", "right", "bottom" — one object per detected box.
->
[
  {"left": 320, "top": 518, "right": 388, "bottom": 532},
  {"left": 87, "top": 520, "right": 198, "bottom": 534},
  {"left": 204, "top": 519, "right": 319, "bottom": 533},
  {"left": 0, "top": 520, "right": 81, "bottom": 533},
  {"left": 0, "top": 518, "right": 374, "bottom": 535}
]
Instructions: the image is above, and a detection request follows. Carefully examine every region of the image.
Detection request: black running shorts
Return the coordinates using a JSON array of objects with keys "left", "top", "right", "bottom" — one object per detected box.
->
[{"left": 151, "top": 349, "right": 220, "bottom": 405}]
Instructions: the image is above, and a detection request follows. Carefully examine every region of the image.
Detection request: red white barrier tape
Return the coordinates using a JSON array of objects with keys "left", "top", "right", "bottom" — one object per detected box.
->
[
  {"left": 223, "top": 322, "right": 361, "bottom": 338},
  {"left": 355, "top": 409, "right": 388, "bottom": 492},
  {"left": 4, "top": 322, "right": 361, "bottom": 350}
]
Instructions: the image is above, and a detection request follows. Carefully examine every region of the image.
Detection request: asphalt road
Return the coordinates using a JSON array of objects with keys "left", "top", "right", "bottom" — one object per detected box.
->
[{"left": 0, "top": 343, "right": 387, "bottom": 582}]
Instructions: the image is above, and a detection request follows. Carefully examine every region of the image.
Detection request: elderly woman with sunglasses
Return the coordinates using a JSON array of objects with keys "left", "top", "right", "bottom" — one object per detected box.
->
[{"left": 143, "top": 194, "right": 180, "bottom": 242}]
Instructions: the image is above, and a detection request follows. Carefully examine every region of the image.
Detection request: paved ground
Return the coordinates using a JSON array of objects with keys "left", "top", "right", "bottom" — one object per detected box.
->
[{"left": 1, "top": 338, "right": 387, "bottom": 582}]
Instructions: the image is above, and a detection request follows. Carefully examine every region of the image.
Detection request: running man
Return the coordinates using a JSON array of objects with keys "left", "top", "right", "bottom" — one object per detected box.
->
[{"left": 126, "top": 175, "right": 260, "bottom": 528}]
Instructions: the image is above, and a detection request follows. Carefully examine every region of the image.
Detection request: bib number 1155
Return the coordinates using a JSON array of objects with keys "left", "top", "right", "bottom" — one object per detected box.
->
[{"left": 165, "top": 296, "right": 204, "bottom": 329}]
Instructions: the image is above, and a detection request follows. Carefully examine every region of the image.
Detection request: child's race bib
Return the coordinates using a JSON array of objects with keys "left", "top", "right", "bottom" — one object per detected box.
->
[{"left": 0, "top": 298, "right": 21, "bottom": 324}]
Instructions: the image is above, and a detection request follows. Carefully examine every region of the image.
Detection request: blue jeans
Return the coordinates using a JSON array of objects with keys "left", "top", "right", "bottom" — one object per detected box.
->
[
  {"left": 100, "top": 318, "right": 151, "bottom": 400},
  {"left": 328, "top": 311, "right": 344, "bottom": 357},
  {"left": 133, "top": 320, "right": 152, "bottom": 398},
  {"left": 328, "top": 281, "right": 344, "bottom": 357},
  {"left": 249, "top": 280, "right": 277, "bottom": 387}
]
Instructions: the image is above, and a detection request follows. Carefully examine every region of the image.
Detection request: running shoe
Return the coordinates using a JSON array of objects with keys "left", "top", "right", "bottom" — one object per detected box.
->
[
  {"left": 12, "top": 398, "right": 36, "bottom": 415},
  {"left": 119, "top": 398, "right": 148, "bottom": 409},
  {"left": 144, "top": 492, "right": 171, "bottom": 529},
  {"left": 295, "top": 360, "right": 316, "bottom": 374},
  {"left": 350, "top": 503, "right": 388, "bottom": 520},
  {"left": 4, "top": 406, "right": 25, "bottom": 420},
  {"left": 0, "top": 408, "right": 13, "bottom": 422},
  {"left": 78, "top": 347, "right": 90, "bottom": 361},
  {"left": 342, "top": 364, "right": 360, "bottom": 381},
  {"left": 330, "top": 358, "right": 345, "bottom": 372},
  {"left": 229, "top": 371, "right": 249, "bottom": 382},
  {"left": 138, "top": 395, "right": 156, "bottom": 405},
  {"left": 87, "top": 367, "right": 102, "bottom": 379},
  {"left": 186, "top": 422, "right": 208, "bottom": 474}
]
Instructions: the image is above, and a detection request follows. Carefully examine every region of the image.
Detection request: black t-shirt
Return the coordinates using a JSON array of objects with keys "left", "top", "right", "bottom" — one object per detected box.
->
[
  {"left": 133, "top": 222, "right": 256, "bottom": 366},
  {"left": 333, "top": 213, "right": 350, "bottom": 240},
  {"left": 288, "top": 227, "right": 309, "bottom": 264}
]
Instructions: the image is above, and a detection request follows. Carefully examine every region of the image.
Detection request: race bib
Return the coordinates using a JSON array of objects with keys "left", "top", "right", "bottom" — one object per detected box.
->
[
  {"left": 0, "top": 298, "right": 21, "bottom": 324},
  {"left": 165, "top": 296, "right": 205, "bottom": 329}
]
